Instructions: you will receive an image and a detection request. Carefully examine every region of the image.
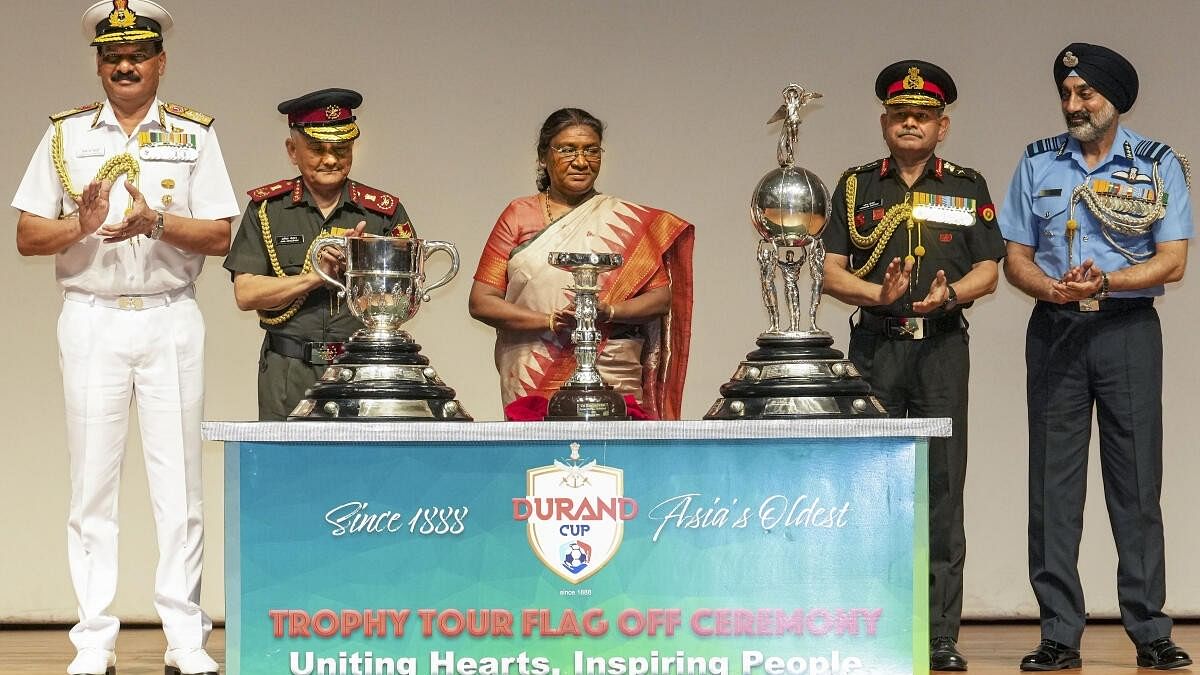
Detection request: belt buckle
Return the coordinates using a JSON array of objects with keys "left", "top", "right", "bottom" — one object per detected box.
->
[
  {"left": 1078, "top": 298, "right": 1100, "bottom": 312},
  {"left": 892, "top": 317, "right": 925, "bottom": 339},
  {"left": 117, "top": 296, "right": 144, "bottom": 311}
]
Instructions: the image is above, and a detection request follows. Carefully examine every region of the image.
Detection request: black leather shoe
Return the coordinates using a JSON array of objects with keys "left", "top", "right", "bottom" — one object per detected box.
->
[
  {"left": 930, "top": 636, "right": 968, "bottom": 671},
  {"left": 1137, "top": 638, "right": 1193, "bottom": 669},
  {"left": 1020, "top": 639, "right": 1081, "bottom": 671}
]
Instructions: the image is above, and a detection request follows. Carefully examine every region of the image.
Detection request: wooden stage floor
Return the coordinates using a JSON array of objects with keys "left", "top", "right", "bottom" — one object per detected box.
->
[{"left": 1, "top": 622, "right": 1196, "bottom": 674}]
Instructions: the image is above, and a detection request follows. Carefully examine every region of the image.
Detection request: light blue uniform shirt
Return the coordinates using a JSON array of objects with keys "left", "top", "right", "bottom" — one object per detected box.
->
[{"left": 998, "top": 125, "right": 1192, "bottom": 297}]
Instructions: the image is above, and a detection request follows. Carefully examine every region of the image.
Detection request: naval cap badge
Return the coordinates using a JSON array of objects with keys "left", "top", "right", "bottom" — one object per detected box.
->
[
  {"left": 108, "top": 0, "right": 136, "bottom": 28},
  {"left": 1062, "top": 51, "right": 1079, "bottom": 68}
]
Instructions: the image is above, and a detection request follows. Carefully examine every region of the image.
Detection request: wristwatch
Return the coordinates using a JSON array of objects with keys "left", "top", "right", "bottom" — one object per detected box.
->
[
  {"left": 1092, "top": 271, "right": 1110, "bottom": 300},
  {"left": 941, "top": 285, "right": 958, "bottom": 311},
  {"left": 149, "top": 210, "right": 165, "bottom": 240}
]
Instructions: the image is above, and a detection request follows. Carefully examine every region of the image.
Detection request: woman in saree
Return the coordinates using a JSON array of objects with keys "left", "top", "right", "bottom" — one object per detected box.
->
[{"left": 468, "top": 108, "right": 695, "bottom": 419}]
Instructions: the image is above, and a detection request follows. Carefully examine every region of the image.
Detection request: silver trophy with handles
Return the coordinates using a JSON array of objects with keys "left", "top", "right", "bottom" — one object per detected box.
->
[{"left": 289, "top": 236, "right": 473, "bottom": 421}]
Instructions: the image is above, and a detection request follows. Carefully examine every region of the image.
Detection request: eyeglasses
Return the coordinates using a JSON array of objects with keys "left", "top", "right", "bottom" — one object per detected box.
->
[
  {"left": 303, "top": 141, "right": 354, "bottom": 159},
  {"left": 551, "top": 145, "right": 604, "bottom": 161},
  {"left": 99, "top": 50, "right": 159, "bottom": 66},
  {"left": 885, "top": 109, "right": 941, "bottom": 125}
]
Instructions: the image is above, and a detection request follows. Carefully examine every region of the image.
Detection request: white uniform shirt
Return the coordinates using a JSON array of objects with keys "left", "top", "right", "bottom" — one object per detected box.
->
[{"left": 12, "top": 98, "right": 240, "bottom": 295}]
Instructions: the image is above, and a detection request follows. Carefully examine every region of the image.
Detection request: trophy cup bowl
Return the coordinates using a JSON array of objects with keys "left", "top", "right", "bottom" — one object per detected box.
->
[
  {"left": 544, "top": 251, "right": 629, "bottom": 421},
  {"left": 289, "top": 235, "right": 472, "bottom": 421},
  {"left": 547, "top": 251, "right": 622, "bottom": 286},
  {"left": 310, "top": 236, "right": 460, "bottom": 341},
  {"left": 751, "top": 166, "right": 830, "bottom": 244}
]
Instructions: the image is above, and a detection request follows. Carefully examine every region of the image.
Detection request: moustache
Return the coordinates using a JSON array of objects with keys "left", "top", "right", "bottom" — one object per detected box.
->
[
  {"left": 1065, "top": 113, "right": 1090, "bottom": 125},
  {"left": 110, "top": 71, "right": 141, "bottom": 83},
  {"left": 897, "top": 130, "right": 922, "bottom": 138}
]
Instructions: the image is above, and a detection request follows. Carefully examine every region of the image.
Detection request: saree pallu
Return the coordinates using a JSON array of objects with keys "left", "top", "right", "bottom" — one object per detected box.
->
[{"left": 483, "top": 194, "right": 694, "bottom": 419}]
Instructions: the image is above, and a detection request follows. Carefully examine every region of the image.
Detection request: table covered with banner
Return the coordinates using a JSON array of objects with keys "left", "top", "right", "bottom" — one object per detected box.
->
[{"left": 202, "top": 418, "right": 948, "bottom": 675}]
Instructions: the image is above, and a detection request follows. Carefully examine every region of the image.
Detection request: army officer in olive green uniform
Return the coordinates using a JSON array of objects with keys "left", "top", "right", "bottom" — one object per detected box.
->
[
  {"left": 820, "top": 61, "right": 1006, "bottom": 671},
  {"left": 224, "top": 88, "right": 414, "bottom": 420}
]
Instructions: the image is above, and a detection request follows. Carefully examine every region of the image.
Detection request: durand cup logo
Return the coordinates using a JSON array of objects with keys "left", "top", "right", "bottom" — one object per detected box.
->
[{"left": 512, "top": 443, "right": 637, "bottom": 584}]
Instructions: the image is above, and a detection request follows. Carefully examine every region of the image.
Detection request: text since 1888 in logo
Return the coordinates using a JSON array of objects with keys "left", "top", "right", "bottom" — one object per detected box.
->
[{"left": 512, "top": 443, "right": 636, "bottom": 584}]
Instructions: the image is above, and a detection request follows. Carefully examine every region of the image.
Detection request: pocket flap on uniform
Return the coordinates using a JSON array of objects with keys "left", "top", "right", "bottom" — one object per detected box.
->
[{"left": 1032, "top": 193, "right": 1068, "bottom": 221}]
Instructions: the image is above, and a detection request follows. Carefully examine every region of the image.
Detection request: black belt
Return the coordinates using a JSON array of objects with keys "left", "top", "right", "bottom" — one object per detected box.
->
[
  {"left": 856, "top": 311, "right": 964, "bottom": 340},
  {"left": 1038, "top": 297, "right": 1154, "bottom": 313},
  {"left": 266, "top": 333, "right": 345, "bottom": 365}
]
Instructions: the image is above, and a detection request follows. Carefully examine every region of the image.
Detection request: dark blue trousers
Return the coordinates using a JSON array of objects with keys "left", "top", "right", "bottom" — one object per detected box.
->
[{"left": 1025, "top": 300, "right": 1172, "bottom": 647}]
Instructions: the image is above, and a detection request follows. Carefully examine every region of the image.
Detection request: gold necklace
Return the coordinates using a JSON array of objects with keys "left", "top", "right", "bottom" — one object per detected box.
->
[{"left": 543, "top": 190, "right": 596, "bottom": 224}]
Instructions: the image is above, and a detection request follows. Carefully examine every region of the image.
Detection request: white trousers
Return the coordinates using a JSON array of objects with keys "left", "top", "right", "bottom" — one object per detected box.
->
[{"left": 58, "top": 295, "right": 211, "bottom": 652}]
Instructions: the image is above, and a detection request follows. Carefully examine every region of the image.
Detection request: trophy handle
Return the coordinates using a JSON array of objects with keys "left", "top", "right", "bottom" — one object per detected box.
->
[
  {"left": 418, "top": 240, "right": 460, "bottom": 300},
  {"left": 310, "top": 236, "right": 348, "bottom": 296}
]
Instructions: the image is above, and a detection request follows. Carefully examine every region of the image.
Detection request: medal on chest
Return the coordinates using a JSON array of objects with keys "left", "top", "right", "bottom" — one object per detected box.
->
[
  {"left": 911, "top": 192, "right": 977, "bottom": 226},
  {"left": 1064, "top": 162, "right": 1168, "bottom": 267},
  {"left": 137, "top": 130, "right": 198, "bottom": 162}
]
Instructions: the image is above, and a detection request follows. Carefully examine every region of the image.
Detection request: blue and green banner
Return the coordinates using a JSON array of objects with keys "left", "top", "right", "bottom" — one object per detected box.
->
[{"left": 223, "top": 432, "right": 926, "bottom": 675}]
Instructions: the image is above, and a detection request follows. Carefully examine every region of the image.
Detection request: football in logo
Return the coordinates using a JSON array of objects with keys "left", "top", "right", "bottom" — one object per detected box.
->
[{"left": 560, "top": 540, "right": 592, "bottom": 574}]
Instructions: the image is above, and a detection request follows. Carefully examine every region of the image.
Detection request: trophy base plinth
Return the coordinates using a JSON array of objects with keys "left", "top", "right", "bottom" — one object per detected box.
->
[
  {"left": 290, "top": 396, "right": 470, "bottom": 420},
  {"left": 746, "top": 333, "right": 844, "bottom": 361},
  {"left": 705, "top": 333, "right": 887, "bottom": 420},
  {"left": 289, "top": 337, "right": 472, "bottom": 421},
  {"left": 337, "top": 334, "right": 429, "bottom": 365},
  {"left": 705, "top": 394, "right": 887, "bottom": 419},
  {"left": 545, "top": 382, "right": 630, "bottom": 421}
]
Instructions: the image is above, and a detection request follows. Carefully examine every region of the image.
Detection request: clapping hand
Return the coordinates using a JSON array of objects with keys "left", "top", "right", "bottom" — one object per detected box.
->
[
  {"left": 1051, "top": 258, "right": 1103, "bottom": 302},
  {"left": 74, "top": 179, "right": 113, "bottom": 237},
  {"left": 97, "top": 180, "right": 155, "bottom": 243},
  {"left": 912, "top": 269, "right": 950, "bottom": 314},
  {"left": 877, "top": 256, "right": 913, "bottom": 306}
]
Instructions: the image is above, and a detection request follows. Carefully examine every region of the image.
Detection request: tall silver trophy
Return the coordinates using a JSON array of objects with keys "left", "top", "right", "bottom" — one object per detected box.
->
[
  {"left": 706, "top": 84, "right": 885, "bottom": 419},
  {"left": 288, "top": 236, "right": 473, "bottom": 420},
  {"left": 544, "top": 252, "right": 629, "bottom": 420}
]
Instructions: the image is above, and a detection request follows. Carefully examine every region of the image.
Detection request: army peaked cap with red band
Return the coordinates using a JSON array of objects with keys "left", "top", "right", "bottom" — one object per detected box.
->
[
  {"left": 82, "top": 0, "right": 172, "bottom": 46},
  {"left": 875, "top": 60, "right": 957, "bottom": 107},
  {"left": 277, "top": 88, "right": 363, "bottom": 142}
]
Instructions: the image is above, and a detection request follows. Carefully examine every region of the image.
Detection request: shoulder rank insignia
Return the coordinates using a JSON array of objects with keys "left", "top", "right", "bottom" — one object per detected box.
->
[
  {"left": 162, "top": 102, "right": 214, "bottom": 127},
  {"left": 1133, "top": 139, "right": 1174, "bottom": 164},
  {"left": 941, "top": 160, "right": 981, "bottom": 181},
  {"left": 349, "top": 181, "right": 400, "bottom": 216},
  {"left": 50, "top": 102, "right": 101, "bottom": 121},
  {"left": 841, "top": 158, "right": 884, "bottom": 179},
  {"left": 247, "top": 179, "right": 296, "bottom": 202},
  {"left": 1026, "top": 135, "right": 1066, "bottom": 158}
]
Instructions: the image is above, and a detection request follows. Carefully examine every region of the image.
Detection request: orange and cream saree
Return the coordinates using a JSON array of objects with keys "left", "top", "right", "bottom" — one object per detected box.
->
[{"left": 473, "top": 194, "right": 694, "bottom": 419}]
